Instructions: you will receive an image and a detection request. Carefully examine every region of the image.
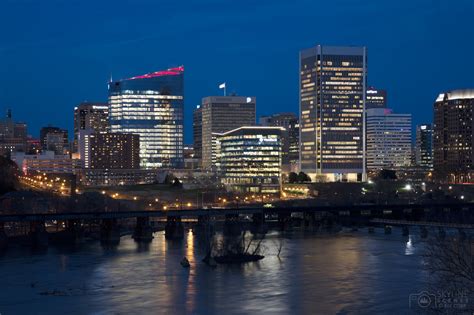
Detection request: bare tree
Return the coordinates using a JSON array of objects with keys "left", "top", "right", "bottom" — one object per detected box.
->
[{"left": 423, "top": 235, "right": 474, "bottom": 311}]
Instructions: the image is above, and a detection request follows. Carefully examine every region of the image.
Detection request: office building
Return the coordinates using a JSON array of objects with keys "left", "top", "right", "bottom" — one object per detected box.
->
[
  {"left": 109, "top": 66, "right": 184, "bottom": 169},
  {"left": 433, "top": 89, "right": 474, "bottom": 182},
  {"left": 73, "top": 102, "right": 109, "bottom": 152},
  {"left": 366, "top": 108, "right": 412, "bottom": 170},
  {"left": 299, "top": 45, "right": 366, "bottom": 182},
  {"left": 415, "top": 124, "right": 433, "bottom": 168},
  {"left": 366, "top": 87, "right": 387, "bottom": 109},
  {"left": 193, "top": 105, "right": 202, "bottom": 167},
  {"left": 0, "top": 110, "right": 28, "bottom": 156},
  {"left": 12, "top": 151, "right": 81, "bottom": 175},
  {"left": 215, "top": 126, "right": 283, "bottom": 193},
  {"left": 79, "top": 132, "right": 140, "bottom": 169},
  {"left": 201, "top": 96, "right": 256, "bottom": 170},
  {"left": 260, "top": 112, "right": 299, "bottom": 171},
  {"left": 40, "top": 126, "right": 68, "bottom": 154}
]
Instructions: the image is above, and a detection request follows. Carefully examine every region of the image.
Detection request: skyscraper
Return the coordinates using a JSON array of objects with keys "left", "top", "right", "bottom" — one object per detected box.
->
[
  {"left": 366, "top": 87, "right": 387, "bottom": 109},
  {"left": 193, "top": 105, "right": 202, "bottom": 167},
  {"left": 201, "top": 96, "right": 256, "bottom": 170},
  {"left": 259, "top": 112, "right": 299, "bottom": 171},
  {"left": 215, "top": 126, "right": 283, "bottom": 194},
  {"left": 433, "top": 89, "right": 474, "bottom": 182},
  {"left": 109, "top": 66, "right": 184, "bottom": 169},
  {"left": 415, "top": 124, "right": 433, "bottom": 169},
  {"left": 366, "top": 108, "right": 412, "bottom": 170},
  {"left": 0, "top": 110, "right": 28, "bottom": 156},
  {"left": 73, "top": 102, "right": 109, "bottom": 152},
  {"left": 40, "top": 126, "right": 68, "bottom": 154},
  {"left": 80, "top": 132, "right": 140, "bottom": 169},
  {"left": 299, "top": 45, "right": 366, "bottom": 182}
]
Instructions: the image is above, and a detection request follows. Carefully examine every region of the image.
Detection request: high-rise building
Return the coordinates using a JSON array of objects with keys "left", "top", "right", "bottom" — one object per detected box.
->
[
  {"left": 433, "top": 89, "right": 474, "bottom": 182},
  {"left": 80, "top": 132, "right": 140, "bottom": 169},
  {"left": 366, "top": 87, "right": 387, "bottom": 109},
  {"left": 193, "top": 105, "right": 202, "bottom": 167},
  {"left": 39, "top": 126, "right": 68, "bottom": 154},
  {"left": 215, "top": 126, "right": 284, "bottom": 193},
  {"left": 201, "top": 96, "right": 256, "bottom": 170},
  {"left": 299, "top": 45, "right": 366, "bottom": 182},
  {"left": 259, "top": 112, "right": 299, "bottom": 171},
  {"left": 415, "top": 124, "right": 433, "bottom": 169},
  {"left": 0, "top": 110, "right": 28, "bottom": 156},
  {"left": 109, "top": 66, "right": 184, "bottom": 169},
  {"left": 73, "top": 102, "right": 109, "bottom": 152},
  {"left": 366, "top": 108, "right": 412, "bottom": 170}
]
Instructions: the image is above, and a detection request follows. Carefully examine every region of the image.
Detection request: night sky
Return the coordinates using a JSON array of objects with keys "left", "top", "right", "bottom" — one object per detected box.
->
[{"left": 1, "top": 0, "right": 473, "bottom": 143}]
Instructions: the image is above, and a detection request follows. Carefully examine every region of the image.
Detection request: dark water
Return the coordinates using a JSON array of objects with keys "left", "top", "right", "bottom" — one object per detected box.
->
[{"left": 0, "top": 229, "right": 428, "bottom": 314}]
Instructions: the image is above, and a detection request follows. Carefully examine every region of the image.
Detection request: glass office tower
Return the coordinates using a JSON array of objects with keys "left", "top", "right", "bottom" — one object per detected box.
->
[
  {"left": 108, "top": 66, "right": 184, "bottom": 169},
  {"left": 299, "top": 45, "right": 366, "bottom": 182},
  {"left": 415, "top": 124, "right": 433, "bottom": 169}
]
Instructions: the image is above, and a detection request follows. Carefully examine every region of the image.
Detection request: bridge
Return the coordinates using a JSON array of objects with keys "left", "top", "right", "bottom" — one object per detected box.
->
[{"left": 0, "top": 202, "right": 472, "bottom": 249}]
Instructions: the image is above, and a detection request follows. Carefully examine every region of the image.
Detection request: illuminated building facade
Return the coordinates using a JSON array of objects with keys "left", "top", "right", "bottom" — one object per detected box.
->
[
  {"left": 12, "top": 151, "right": 81, "bottom": 175},
  {"left": 259, "top": 112, "right": 299, "bottom": 172},
  {"left": 366, "top": 87, "right": 387, "bottom": 109},
  {"left": 193, "top": 105, "right": 202, "bottom": 167},
  {"left": 299, "top": 45, "right": 366, "bottom": 182},
  {"left": 433, "top": 89, "right": 474, "bottom": 182},
  {"left": 40, "top": 126, "right": 68, "bottom": 155},
  {"left": 80, "top": 132, "right": 139, "bottom": 169},
  {"left": 201, "top": 96, "right": 256, "bottom": 170},
  {"left": 215, "top": 126, "right": 283, "bottom": 193},
  {"left": 415, "top": 124, "right": 433, "bottom": 168},
  {"left": 0, "top": 110, "right": 28, "bottom": 156},
  {"left": 109, "top": 66, "right": 184, "bottom": 169},
  {"left": 73, "top": 102, "right": 109, "bottom": 152},
  {"left": 366, "top": 108, "right": 412, "bottom": 170}
]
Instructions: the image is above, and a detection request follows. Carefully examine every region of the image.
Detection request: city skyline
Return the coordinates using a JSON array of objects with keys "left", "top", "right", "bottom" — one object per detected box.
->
[{"left": 1, "top": 1, "right": 473, "bottom": 143}]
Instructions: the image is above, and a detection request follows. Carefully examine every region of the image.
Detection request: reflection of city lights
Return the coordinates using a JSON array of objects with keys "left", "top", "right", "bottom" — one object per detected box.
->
[{"left": 405, "top": 236, "right": 414, "bottom": 255}]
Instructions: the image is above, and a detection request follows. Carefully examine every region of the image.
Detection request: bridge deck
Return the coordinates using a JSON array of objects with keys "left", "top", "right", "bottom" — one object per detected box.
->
[{"left": 0, "top": 202, "right": 472, "bottom": 222}]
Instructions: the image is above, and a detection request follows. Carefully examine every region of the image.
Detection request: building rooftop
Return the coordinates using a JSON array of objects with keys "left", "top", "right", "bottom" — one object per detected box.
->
[
  {"left": 125, "top": 66, "right": 184, "bottom": 81},
  {"left": 436, "top": 89, "right": 474, "bottom": 102}
]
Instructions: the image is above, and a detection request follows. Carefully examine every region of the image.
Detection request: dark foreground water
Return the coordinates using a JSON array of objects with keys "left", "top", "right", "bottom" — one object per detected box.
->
[{"left": 0, "top": 228, "right": 429, "bottom": 314}]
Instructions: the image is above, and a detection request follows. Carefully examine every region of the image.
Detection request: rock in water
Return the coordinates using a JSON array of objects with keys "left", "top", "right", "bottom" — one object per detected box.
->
[{"left": 180, "top": 257, "right": 190, "bottom": 268}]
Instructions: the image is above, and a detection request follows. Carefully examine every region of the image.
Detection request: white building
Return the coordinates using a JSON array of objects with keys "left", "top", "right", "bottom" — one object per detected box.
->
[{"left": 366, "top": 108, "right": 412, "bottom": 170}]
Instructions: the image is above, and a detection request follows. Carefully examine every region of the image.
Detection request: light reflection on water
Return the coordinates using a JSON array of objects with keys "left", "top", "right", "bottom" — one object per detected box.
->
[{"left": 0, "top": 229, "right": 427, "bottom": 314}]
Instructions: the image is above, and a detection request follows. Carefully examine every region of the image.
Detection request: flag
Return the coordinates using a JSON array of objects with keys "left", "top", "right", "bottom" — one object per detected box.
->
[{"left": 219, "top": 83, "right": 226, "bottom": 89}]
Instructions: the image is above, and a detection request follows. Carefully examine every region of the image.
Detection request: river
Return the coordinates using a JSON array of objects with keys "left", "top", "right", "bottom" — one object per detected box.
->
[{"left": 0, "top": 228, "right": 430, "bottom": 314}]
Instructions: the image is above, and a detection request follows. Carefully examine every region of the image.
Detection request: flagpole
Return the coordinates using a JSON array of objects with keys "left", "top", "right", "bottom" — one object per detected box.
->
[{"left": 224, "top": 85, "right": 226, "bottom": 96}]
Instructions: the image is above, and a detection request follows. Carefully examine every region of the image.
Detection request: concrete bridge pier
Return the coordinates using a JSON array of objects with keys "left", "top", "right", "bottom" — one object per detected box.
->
[
  {"left": 29, "top": 221, "right": 48, "bottom": 248},
  {"left": 100, "top": 219, "right": 121, "bottom": 245},
  {"left": 63, "top": 219, "right": 85, "bottom": 245},
  {"left": 133, "top": 217, "right": 154, "bottom": 243},
  {"left": 384, "top": 225, "right": 392, "bottom": 235},
  {"left": 251, "top": 213, "right": 268, "bottom": 235},
  {"left": 277, "top": 213, "right": 291, "bottom": 231},
  {"left": 368, "top": 226, "right": 375, "bottom": 234},
  {"left": 194, "top": 215, "right": 214, "bottom": 237},
  {"left": 402, "top": 226, "right": 409, "bottom": 237},
  {"left": 165, "top": 216, "right": 184, "bottom": 240},
  {"left": 303, "top": 212, "right": 317, "bottom": 232},
  {"left": 0, "top": 222, "right": 7, "bottom": 251},
  {"left": 438, "top": 227, "right": 446, "bottom": 239},
  {"left": 223, "top": 214, "right": 242, "bottom": 236},
  {"left": 420, "top": 226, "right": 428, "bottom": 239}
]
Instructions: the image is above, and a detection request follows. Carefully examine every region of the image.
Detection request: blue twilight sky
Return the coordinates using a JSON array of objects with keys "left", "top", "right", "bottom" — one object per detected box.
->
[{"left": 0, "top": 0, "right": 473, "bottom": 143}]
